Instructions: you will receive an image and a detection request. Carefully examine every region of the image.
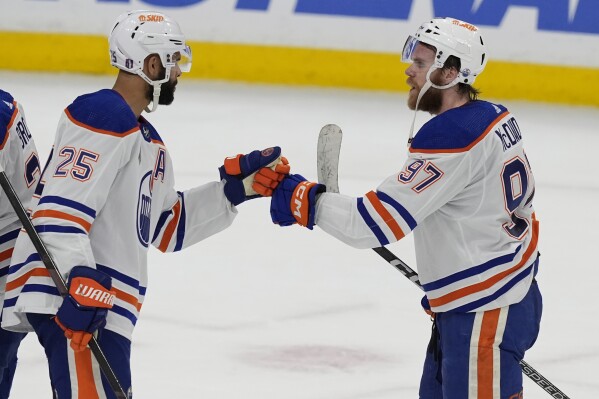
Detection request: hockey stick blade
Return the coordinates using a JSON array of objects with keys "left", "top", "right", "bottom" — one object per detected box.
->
[
  {"left": 315, "top": 128, "right": 570, "bottom": 399},
  {"left": 0, "top": 164, "right": 128, "bottom": 399},
  {"left": 317, "top": 124, "right": 342, "bottom": 194}
]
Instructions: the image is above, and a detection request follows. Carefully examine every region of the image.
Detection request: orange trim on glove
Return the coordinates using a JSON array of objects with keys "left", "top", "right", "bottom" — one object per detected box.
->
[
  {"left": 223, "top": 154, "right": 243, "bottom": 175},
  {"left": 55, "top": 317, "right": 94, "bottom": 352},
  {"left": 291, "top": 181, "right": 317, "bottom": 227}
]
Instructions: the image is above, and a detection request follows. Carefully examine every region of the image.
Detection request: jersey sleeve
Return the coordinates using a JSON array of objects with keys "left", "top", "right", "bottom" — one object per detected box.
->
[
  {"left": 315, "top": 150, "right": 474, "bottom": 249},
  {"left": 151, "top": 181, "right": 237, "bottom": 253},
  {"left": 150, "top": 148, "right": 237, "bottom": 253}
]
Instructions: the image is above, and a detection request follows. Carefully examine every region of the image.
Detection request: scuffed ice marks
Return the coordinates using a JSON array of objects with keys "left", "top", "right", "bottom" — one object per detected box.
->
[{"left": 236, "top": 345, "right": 395, "bottom": 373}]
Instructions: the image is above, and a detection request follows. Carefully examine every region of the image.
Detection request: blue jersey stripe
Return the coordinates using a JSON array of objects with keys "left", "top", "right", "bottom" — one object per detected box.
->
[
  {"left": 0, "top": 228, "right": 20, "bottom": 245},
  {"left": 21, "top": 283, "right": 61, "bottom": 297},
  {"left": 35, "top": 225, "right": 87, "bottom": 235},
  {"left": 38, "top": 196, "right": 96, "bottom": 219},
  {"left": 152, "top": 209, "right": 172, "bottom": 244},
  {"left": 0, "top": 266, "right": 8, "bottom": 278},
  {"left": 9, "top": 253, "right": 41, "bottom": 274},
  {"left": 96, "top": 264, "right": 140, "bottom": 291},
  {"left": 376, "top": 190, "right": 417, "bottom": 230},
  {"left": 357, "top": 197, "right": 388, "bottom": 246},
  {"left": 111, "top": 304, "right": 138, "bottom": 326},
  {"left": 450, "top": 257, "right": 538, "bottom": 312},
  {"left": 422, "top": 246, "right": 523, "bottom": 292},
  {"left": 174, "top": 192, "right": 186, "bottom": 252},
  {"left": 3, "top": 297, "right": 17, "bottom": 308}
]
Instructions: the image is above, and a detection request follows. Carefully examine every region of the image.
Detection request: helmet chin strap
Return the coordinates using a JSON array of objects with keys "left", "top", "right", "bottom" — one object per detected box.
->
[
  {"left": 137, "top": 68, "right": 170, "bottom": 114},
  {"left": 406, "top": 66, "right": 460, "bottom": 147},
  {"left": 145, "top": 83, "right": 162, "bottom": 113}
]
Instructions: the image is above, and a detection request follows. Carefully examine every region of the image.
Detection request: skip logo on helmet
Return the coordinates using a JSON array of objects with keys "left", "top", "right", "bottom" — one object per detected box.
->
[{"left": 138, "top": 14, "right": 164, "bottom": 22}]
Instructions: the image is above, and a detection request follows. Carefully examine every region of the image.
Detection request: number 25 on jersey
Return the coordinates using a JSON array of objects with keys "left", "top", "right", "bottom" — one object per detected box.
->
[{"left": 54, "top": 147, "right": 99, "bottom": 182}]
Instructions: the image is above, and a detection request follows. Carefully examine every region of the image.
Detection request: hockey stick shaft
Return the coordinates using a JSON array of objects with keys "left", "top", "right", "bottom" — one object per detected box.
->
[
  {"left": 0, "top": 165, "right": 128, "bottom": 399},
  {"left": 317, "top": 126, "right": 570, "bottom": 399}
]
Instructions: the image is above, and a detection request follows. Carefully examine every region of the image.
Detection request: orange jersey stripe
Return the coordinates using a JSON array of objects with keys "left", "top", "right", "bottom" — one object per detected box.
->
[
  {"left": 365, "top": 191, "right": 405, "bottom": 241},
  {"left": 5, "top": 267, "right": 51, "bottom": 292},
  {"left": 0, "top": 247, "right": 14, "bottom": 262},
  {"left": 410, "top": 111, "right": 509, "bottom": 154},
  {"left": 32, "top": 209, "right": 92, "bottom": 233},
  {"left": 65, "top": 108, "right": 139, "bottom": 138},
  {"left": 158, "top": 201, "right": 181, "bottom": 252},
  {"left": 478, "top": 309, "right": 501, "bottom": 399},
  {"left": 113, "top": 287, "right": 142, "bottom": 312},
  {"left": 429, "top": 219, "right": 539, "bottom": 308},
  {"left": 74, "top": 349, "right": 100, "bottom": 399}
]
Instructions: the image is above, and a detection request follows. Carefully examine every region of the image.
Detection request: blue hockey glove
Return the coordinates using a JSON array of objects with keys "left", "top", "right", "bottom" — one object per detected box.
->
[
  {"left": 219, "top": 146, "right": 290, "bottom": 206},
  {"left": 270, "top": 174, "right": 326, "bottom": 230},
  {"left": 55, "top": 266, "right": 115, "bottom": 352}
]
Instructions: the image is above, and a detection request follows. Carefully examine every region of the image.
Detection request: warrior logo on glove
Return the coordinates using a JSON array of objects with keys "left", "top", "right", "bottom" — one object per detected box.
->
[{"left": 71, "top": 278, "right": 116, "bottom": 308}]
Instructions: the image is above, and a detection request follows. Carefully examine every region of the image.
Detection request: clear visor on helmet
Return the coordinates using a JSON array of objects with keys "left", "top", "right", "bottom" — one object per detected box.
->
[
  {"left": 401, "top": 35, "right": 419, "bottom": 63},
  {"left": 177, "top": 45, "right": 192, "bottom": 73}
]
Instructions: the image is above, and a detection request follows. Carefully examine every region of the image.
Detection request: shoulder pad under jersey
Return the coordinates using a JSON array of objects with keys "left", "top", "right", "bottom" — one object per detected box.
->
[
  {"left": 65, "top": 89, "right": 139, "bottom": 137},
  {"left": 0, "top": 90, "right": 16, "bottom": 148},
  {"left": 410, "top": 101, "right": 508, "bottom": 153}
]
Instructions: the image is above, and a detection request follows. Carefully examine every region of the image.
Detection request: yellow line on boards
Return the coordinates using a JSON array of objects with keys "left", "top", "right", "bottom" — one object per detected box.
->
[{"left": 1, "top": 31, "right": 597, "bottom": 107}]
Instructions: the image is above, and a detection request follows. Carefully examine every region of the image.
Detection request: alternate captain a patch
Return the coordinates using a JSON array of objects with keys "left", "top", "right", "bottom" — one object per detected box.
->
[{"left": 153, "top": 148, "right": 166, "bottom": 183}]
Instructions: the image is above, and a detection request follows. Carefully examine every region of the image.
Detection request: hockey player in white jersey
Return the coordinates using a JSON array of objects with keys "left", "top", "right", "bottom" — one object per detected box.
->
[
  {"left": 1, "top": 10, "right": 289, "bottom": 399},
  {"left": 0, "top": 89, "right": 41, "bottom": 398},
  {"left": 271, "top": 18, "right": 542, "bottom": 399}
]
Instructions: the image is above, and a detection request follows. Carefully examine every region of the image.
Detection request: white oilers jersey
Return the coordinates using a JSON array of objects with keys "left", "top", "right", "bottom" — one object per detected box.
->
[
  {"left": 2, "top": 89, "right": 237, "bottom": 338},
  {"left": 0, "top": 90, "right": 40, "bottom": 314},
  {"left": 316, "top": 101, "right": 539, "bottom": 313}
]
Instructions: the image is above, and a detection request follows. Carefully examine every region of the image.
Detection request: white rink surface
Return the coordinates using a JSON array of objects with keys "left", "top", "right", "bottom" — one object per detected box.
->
[{"left": 1, "top": 71, "right": 598, "bottom": 398}]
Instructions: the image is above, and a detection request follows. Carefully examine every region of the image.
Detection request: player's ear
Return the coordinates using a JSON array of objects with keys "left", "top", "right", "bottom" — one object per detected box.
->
[
  {"left": 144, "top": 54, "right": 162, "bottom": 80},
  {"left": 441, "top": 66, "right": 459, "bottom": 85}
]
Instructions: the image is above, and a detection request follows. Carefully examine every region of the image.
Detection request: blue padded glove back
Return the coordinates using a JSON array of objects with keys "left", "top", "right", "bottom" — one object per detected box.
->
[
  {"left": 219, "top": 147, "right": 283, "bottom": 205},
  {"left": 270, "top": 174, "right": 325, "bottom": 229},
  {"left": 55, "top": 266, "right": 114, "bottom": 334}
]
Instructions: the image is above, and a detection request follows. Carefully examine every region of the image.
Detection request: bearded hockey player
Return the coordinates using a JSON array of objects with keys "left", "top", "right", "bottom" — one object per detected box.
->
[
  {"left": 1, "top": 10, "right": 289, "bottom": 398},
  {"left": 271, "top": 17, "right": 542, "bottom": 399}
]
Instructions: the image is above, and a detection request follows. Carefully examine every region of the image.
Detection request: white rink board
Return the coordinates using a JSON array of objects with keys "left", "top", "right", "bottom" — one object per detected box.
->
[{"left": 3, "top": 0, "right": 599, "bottom": 67}]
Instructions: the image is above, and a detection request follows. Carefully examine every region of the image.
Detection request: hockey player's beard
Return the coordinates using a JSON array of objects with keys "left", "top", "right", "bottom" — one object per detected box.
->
[
  {"left": 157, "top": 80, "right": 176, "bottom": 105},
  {"left": 407, "top": 86, "right": 443, "bottom": 115},
  {"left": 146, "top": 69, "right": 177, "bottom": 106}
]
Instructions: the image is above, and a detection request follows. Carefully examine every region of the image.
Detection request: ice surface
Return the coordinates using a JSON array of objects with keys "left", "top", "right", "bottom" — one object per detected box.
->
[{"left": 1, "top": 71, "right": 597, "bottom": 398}]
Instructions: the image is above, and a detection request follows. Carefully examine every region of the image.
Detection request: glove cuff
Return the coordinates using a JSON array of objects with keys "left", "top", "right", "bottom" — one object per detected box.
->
[
  {"left": 291, "top": 181, "right": 326, "bottom": 229},
  {"left": 219, "top": 165, "right": 246, "bottom": 206}
]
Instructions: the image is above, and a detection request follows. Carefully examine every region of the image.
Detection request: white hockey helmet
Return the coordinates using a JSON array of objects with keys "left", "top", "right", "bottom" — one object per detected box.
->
[
  {"left": 402, "top": 17, "right": 487, "bottom": 85},
  {"left": 109, "top": 10, "right": 192, "bottom": 111}
]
